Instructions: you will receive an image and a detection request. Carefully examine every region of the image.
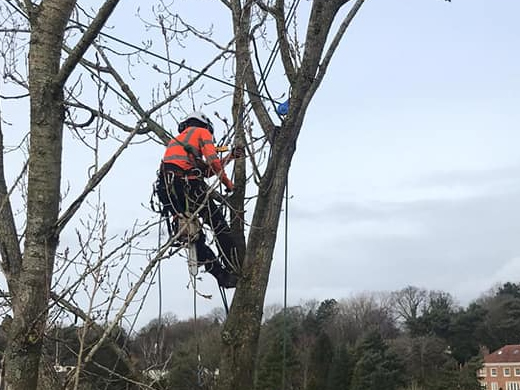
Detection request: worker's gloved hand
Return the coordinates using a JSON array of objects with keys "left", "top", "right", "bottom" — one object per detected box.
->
[
  {"left": 231, "top": 146, "right": 245, "bottom": 159},
  {"left": 223, "top": 177, "right": 234, "bottom": 193}
]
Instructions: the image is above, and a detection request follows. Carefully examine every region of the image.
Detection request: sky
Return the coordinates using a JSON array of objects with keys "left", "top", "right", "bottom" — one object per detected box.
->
[
  {"left": 282, "top": 0, "right": 520, "bottom": 309},
  {"left": 2, "top": 0, "right": 520, "bottom": 329}
]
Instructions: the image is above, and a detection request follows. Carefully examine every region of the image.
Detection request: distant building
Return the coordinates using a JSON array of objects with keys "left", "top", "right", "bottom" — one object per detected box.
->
[
  {"left": 143, "top": 369, "right": 168, "bottom": 381},
  {"left": 478, "top": 345, "right": 520, "bottom": 390},
  {"left": 53, "top": 365, "right": 75, "bottom": 374}
]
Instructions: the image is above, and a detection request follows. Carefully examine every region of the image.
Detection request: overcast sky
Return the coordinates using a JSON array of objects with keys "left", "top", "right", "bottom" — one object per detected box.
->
[
  {"left": 2, "top": 0, "right": 520, "bottom": 328},
  {"left": 279, "top": 0, "right": 520, "bottom": 309},
  {"left": 121, "top": 0, "right": 520, "bottom": 325},
  {"left": 118, "top": 0, "right": 520, "bottom": 324}
]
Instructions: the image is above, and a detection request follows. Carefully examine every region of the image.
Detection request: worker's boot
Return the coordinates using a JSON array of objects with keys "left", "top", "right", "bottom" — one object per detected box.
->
[
  {"left": 206, "top": 262, "right": 237, "bottom": 289},
  {"left": 195, "top": 238, "right": 216, "bottom": 267},
  {"left": 215, "top": 231, "right": 244, "bottom": 273},
  {"left": 218, "top": 270, "right": 238, "bottom": 289}
]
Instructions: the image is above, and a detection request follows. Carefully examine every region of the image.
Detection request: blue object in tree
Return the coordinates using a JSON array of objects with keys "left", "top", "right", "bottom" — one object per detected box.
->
[{"left": 276, "top": 99, "right": 289, "bottom": 115}]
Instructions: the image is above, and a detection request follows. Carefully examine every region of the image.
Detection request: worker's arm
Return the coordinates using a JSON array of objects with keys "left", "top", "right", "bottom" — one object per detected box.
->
[
  {"left": 198, "top": 129, "right": 234, "bottom": 191},
  {"left": 218, "top": 146, "right": 245, "bottom": 167}
]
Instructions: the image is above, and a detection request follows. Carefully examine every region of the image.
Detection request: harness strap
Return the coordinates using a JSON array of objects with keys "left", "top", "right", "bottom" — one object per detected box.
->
[
  {"left": 162, "top": 162, "right": 203, "bottom": 179},
  {"left": 164, "top": 127, "right": 207, "bottom": 171}
]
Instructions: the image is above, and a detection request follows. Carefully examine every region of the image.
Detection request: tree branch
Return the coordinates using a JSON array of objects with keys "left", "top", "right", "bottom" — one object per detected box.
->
[
  {"left": 305, "top": 0, "right": 365, "bottom": 104},
  {"left": 93, "top": 45, "right": 172, "bottom": 144},
  {"left": 55, "top": 126, "right": 139, "bottom": 234},
  {"left": 77, "top": 189, "right": 219, "bottom": 368},
  {"left": 49, "top": 292, "right": 150, "bottom": 387},
  {"left": 252, "top": 0, "right": 274, "bottom": 14},
  {"left": 274, "top": 0, "right": 296, "bottom": 83},
  {"left": 0, "top": 28, "right": 30, "bottom": 33},
  {"left": 21, "top": 0, "right": 34, "bottom": 20},
  {"left": 244, "top": 59, "right": 276, "bottom": 142},
  {"left": 0, "top": 93, "right": 30, "bottom": 99},
  {"left": 145, "top": 39, "right": 235, "bottom": 119},
  {"left": 66, "top": 101, "right": 146, "bottom": 134},
  {"left": 220, "top": 0, "right": 232, "bottom": 10},
  {"left": 231, "top": 0, "right": 275, "bottom": 142},
  {"left": 0, "top": 110, "right": 23, "bottom": 287},
  {"left": 56, "top": 0, "right": 121, "bottom": 88}
]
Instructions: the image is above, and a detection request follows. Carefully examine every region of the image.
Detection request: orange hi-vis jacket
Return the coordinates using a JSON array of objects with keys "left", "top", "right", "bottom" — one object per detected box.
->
[{"left": 162, "top": 126, "right": 233, "bottom": 190}]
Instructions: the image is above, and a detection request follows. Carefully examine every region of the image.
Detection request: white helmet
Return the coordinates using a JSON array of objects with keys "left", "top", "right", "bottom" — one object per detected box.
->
[
  {"left": 184, "top": 111, "right": 211, "bottom": 125},
  {"left": 179, "top": 111, "right": 214, "bottom": 133}
]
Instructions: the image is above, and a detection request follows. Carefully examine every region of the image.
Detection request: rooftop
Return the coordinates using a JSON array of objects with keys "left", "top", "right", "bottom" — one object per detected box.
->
[{"left": 485, "top": 345, "right": 520, "bottom": 364}]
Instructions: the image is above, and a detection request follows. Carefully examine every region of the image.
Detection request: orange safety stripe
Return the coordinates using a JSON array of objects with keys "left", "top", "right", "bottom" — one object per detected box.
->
[
  {"left": 163, "top": 127, "right": 202, "bottom": 170},
  {"left": 162, "top": 126, "right": 232, "bottom": 188},
  {"left": 200, "top": 138, "right": 213, "bottom": 146}
]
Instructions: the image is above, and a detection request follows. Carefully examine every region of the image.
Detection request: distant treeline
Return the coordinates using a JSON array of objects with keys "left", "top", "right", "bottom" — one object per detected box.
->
[{"left": 10, "top": 282, "right": 519, "bottom": 390}]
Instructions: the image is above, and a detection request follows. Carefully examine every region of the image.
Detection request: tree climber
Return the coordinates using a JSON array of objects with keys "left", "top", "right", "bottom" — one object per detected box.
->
[{"left": 156, "top": 111, "right": 240, "bottom": 288}]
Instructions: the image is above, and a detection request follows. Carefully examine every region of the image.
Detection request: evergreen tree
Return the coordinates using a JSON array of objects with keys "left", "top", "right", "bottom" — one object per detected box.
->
[
  {"left": 256, "top": 338, "right": 285, "bottom": 390},
  {"left": 448, "top": 303, "right": 487, "bottom": 364},
  {"left": 458, "top": 356, "right": 484, "bottom": 390},
  {"left": 255, "top": 309, "right": 300, "bottom": 390},
  {"left": 49, "top": 324, "right": 132, "bottom": 390},
  {"left": 498, "top": 282, "right": 520, "bottom": 298},
  {"left": 413, "top": 292, "right": 455, "bottom": 339},
  {"left": 480, "top": 291, "right": 520, "bottom": 350},
  {"left": 350, "top": 330, "right": 405, "bottom": 390},
  {"left": 424, "top": 359, "right": 459, "bottom": 390},
  {"left": 316, "top": 299, "right": 339, "bottom": 328},
  {"left": 326, "top": 344, "right": 353, "bottom": 390},
  {"left": 303, "top": 299, "right": 338, "bottom": 390},
  {"left": 167, "top": 348, "right": 199, "bottom": 390},
  {"left": 307, "top": 332, "right": 334, "bottom": 390}
]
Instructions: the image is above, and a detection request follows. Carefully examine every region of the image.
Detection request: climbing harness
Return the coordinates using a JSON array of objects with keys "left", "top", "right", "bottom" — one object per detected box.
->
[{"left": 150, "top": 162, "right": 235, "bottom": 299}]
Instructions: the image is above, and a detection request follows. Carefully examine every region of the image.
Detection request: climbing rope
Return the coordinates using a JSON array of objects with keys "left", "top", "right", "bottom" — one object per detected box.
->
[
  {"left": 282, "top": 176, "right": 290, "bottom": 390},
  {"left": 147, "top": 0, "right": 302, "bottom": 382},
  {"left": 219, "top": 287, "right": 230, "bottom": 315},
  {"left": 155, "top": 217, "right": 164, "bottom": 361},
  {"left": 193, "top": 267, "right": 204, "bottom": 387}
]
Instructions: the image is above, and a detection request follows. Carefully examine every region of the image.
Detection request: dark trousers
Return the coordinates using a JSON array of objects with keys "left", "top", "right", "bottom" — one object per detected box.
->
[{"left": 171, "top": 177, "right": 237, "bottom": 274}]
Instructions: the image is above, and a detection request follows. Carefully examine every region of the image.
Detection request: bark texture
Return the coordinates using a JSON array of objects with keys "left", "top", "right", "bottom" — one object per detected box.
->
[
  {"left": 2, "top": 1, "right": 75, "bottom": 388},
  {"left": 1, "top": 0, "right": 122, "bottom": 389},
  {"left": 3, "top": 2, "right": 75, "bottom": 389},
  {"left": 228, "top": 0, "right": 252, "bottom": 268},
  {"left": 217, "top": 1, "right": 363, "bottom": 389}
]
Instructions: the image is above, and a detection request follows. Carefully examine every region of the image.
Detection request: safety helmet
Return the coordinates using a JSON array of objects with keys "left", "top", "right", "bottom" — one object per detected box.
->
[{"left": 179, "top": 111, "right": 214, "bottom": 134}]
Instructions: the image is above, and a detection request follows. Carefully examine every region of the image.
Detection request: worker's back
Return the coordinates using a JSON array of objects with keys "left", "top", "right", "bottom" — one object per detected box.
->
[{"left": 162, "top": 126, "right": 212, "bottom": 171}]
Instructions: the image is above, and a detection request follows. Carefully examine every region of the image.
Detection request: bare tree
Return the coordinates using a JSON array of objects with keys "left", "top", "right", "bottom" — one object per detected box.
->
[
  {"left": 0, "top": 1, "right": 126, "bottom": 388},
  {"left": 0, "top": 0, "right": 232, "bottom": 388},
  {"left": 391, "top": 286, "right": 429, "bottom": 325},
  {"left": 218, "top": 1, "right": 366, "bottom": 388},
  {"left": 0, "top": 0, "right": 369, "bottom": 389}
]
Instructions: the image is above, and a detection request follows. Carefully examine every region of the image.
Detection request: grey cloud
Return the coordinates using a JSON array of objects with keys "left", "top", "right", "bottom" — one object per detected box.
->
[
  {"left": 403, "top": 165, "right": 520, "bottom": 189},
  {"left": 284, "top": 178, "right": 520, "bottom": 307}
]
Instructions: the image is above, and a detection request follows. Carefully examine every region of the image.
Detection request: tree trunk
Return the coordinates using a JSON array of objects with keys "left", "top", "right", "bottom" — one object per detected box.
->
[
  {"left": 227, "top": 0, "right": 250, "bottom": 267},
  {"left": 217, "top": 1, "right": 358, "bottom": 388},
  {"left": 3, "top": 1, "right": 75, "bottom": 389},
  {"left": 218, "top": 129, "right": 297, "bottom": 389}
]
